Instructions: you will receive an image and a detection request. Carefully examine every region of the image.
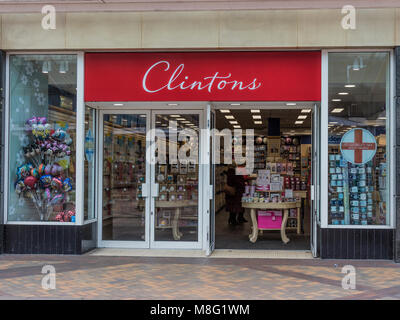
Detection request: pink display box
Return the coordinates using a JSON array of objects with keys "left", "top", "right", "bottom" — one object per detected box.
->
[{"left": 257, "top": 210, "right": 282, "bottom": 229}]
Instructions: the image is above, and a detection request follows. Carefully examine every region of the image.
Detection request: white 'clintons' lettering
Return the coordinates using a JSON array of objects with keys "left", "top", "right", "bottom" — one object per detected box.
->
[{"left": 142, "top": 60, "right": 262, "bottom": 93}]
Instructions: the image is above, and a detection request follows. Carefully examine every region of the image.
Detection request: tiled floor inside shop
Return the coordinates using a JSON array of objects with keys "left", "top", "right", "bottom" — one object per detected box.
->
[{"left": 215, "top": 208, "right": 311, "bottom": 250}]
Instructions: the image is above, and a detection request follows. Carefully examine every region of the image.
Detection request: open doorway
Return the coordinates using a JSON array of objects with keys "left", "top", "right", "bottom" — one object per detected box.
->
[{"left": 212, "top": 103, "right": 316, "bottom": 251}]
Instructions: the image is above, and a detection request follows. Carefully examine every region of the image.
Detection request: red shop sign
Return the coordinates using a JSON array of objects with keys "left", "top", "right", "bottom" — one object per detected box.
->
[{"left": 84, "top": 51, "right": 321, "bottom": 102}]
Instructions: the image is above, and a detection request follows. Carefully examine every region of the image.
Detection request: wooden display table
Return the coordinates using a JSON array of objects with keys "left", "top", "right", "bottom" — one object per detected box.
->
[
  {"left": 242, "top": 201, "right": 301, "bottom": 244},
  {"left": 156, "top": 200, "right": 197, "bottom": 241},
  {"left": 293, "top": 190, "right": 308, "bottom": 199},
  {"left": 293, "top": 190, "right": 308, "bottom": 234}
]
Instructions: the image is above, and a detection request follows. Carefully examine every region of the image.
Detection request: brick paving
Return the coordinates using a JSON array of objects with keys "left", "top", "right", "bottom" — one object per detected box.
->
[{"left": 0, "top": 254, "right": 399, "bottom": 300}]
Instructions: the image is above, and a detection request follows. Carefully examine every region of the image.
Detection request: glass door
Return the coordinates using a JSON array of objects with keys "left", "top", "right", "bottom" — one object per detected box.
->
[
  {"left": 98, "top": 110, "right": 151, "bottom": 248},
  {"left": 311, "top": 104, "right": 320, "bottom": 257},
  {"left": 150, "top": 110, "right": 203, "bottom": 249}
]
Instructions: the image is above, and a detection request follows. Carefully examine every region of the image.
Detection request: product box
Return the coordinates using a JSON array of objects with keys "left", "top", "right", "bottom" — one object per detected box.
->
[{"left": 257, "top": 210, "right": 282, "bottom": 229}]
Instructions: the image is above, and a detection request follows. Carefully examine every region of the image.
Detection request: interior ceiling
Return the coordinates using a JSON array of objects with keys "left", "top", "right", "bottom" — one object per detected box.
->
[
  {"left": 214, "top": 102, "right": 314, "bottom": 136},
  {"left": 328, "top": 52, "right": 388, "bottom": 123},
  {"left": 0, "top": 0, "right": 398, "bottom": 13}
]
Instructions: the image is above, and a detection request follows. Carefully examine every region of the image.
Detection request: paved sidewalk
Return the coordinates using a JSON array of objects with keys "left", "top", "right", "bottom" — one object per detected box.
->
[{"left": 0, "top": 254, "right": 399, "bottom": 300}]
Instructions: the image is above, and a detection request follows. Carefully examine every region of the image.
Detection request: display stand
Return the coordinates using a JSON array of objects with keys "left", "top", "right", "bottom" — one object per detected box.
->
[
  {"left": 242, "top": 201, "right": 301, "bottom": 244},
  {"left": 156, "top": 200, "right": 197, "bottom": 240}
]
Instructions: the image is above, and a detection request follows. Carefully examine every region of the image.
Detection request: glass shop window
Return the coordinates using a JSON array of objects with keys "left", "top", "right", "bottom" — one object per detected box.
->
[
  {"left": 8, "top": 55, "right": 77, "bottom": 222},
  {"left": 328, "top": 52, "right": 390, "bottom": 226}
]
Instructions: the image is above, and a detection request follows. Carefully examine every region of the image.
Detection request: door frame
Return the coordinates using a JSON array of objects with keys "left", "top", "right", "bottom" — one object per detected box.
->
[
  {"left": 311, "top": 103, "right": 320, "bottom": 257},
  {"left": 207, "top": 102, "right": 319, "bottom": 255},
  {"left": 205, "top": 103, "right": 216, "bottom": 255},
  {"left": 97, "top": 109, "right": 152, "bottom": 249},
  {"left": 149, "top": 109, "right": 204, "bottom": 249},
  {"left": 97, "top": 108, "right": 205, "bottom": 249}
]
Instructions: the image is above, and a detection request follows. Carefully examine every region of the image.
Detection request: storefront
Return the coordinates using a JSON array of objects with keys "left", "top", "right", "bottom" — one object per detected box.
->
[{"left": 0, "top": 49, "right": 396, "bottom": 260}]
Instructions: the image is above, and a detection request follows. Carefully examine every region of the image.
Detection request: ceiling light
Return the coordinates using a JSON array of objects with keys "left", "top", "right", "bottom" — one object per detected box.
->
[
  {"left": 230, "top": 103, "right": 241, "bottom": 106},
  {"left": 233, "top": 125, "right": 241, "bottom": 128},
  {"left": 59, "top": 61, "right": 68, "bottom": 74},
  {"left": 254, "top": 121, "right": 262, "bottom": 124},
  {"left": 332, "top": 99, "right": 341, "bottom": 102},
  {"left": 298, "top": 115, "right": 307, "bottom": 119},
  {"left": 177, "top": 118, "right": 186, "bottom": 121},
  {"left": 295, "top": 121, "right": 303, "bottom": 124},
  {"left": 352, "top": 57, "right": 364, "bottom": 71},
  {"left": 42, "top": 61, "right": 51, "bottom": 74},
  {"left": 170, "top": 115, "right": 180, "bottom": 117},
  {"left": 229, "top": 121, "right": 238, "bottom": 124},
  {"left": 251, "top": 110, "right": 260, "bottom": 113},
  {"left": 331, "top": 108, "right": 344, "bottom": 113},
  {"left": 168, "top": 103, "right": 179, "bottom": 106},
  {"left": 220, "top": 109, "right": 230, "bottom": 113},
  {"left": 140, "top": 115, "right": 146, "bottom": 117},
  {"left": 181, "top": 121, "right": 190, "bottom": 123},
  {"left": 113, "top": 103, "right": 123, "bottom": 106},
  {"left": 301, "top": 109, "right": 312, "bottom": 113},
  {"left": 286, "top": 103, "right": 296, "bottom": 106},
  {"left": 345, "top": 84, "right": 356, "bottom": 88},
  {"left": 225, "top": 115, "right": 235, "bottom": 119},
  {"left": 338, "top": 92, "right": 349, "bottom": 95},
  {"left": 252, "top": 115, "right": 262, "bottom": 119},
  {"left": 378, "top": 117, "right": 386, "bottom": 120}
]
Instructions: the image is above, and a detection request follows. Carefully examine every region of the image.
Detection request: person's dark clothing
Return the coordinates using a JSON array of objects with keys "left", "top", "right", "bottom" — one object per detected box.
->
[{"left": 225, "top": 167, "right": 245, "bottom": 223}]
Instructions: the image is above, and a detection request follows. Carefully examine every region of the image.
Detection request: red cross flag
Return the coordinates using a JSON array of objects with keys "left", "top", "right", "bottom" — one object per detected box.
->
[{"left": 340, "top": 128, "right": 377, "bottom": 164}]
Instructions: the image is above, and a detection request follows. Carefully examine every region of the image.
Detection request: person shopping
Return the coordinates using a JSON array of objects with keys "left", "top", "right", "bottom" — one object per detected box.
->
[{"left": 224, "top": 165, "right": 246, "bottom": 225}]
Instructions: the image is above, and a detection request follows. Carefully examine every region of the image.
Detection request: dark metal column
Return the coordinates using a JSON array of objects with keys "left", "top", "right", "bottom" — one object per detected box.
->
[
  {"left": 0, "top": 51, "right": 5, "bottom": 254},
  {"left": 395, "top": 47, "right": 400, "bottom": 262}
]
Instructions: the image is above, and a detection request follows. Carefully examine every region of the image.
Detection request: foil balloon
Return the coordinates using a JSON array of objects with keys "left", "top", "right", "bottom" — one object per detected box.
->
[
  {"left": 50, "top": 194, "right": 64, "bottom": 205},
  {"left": 51, "top": 177, "right": 62, "bottom": 190},
  {"left": 15, "top": 180, "right": 26, "bottom": 195},
  {"left": 24, "top": 176, "right": 37, "bottom": 189},
  {"left": 30, "top": 168, "right": 39, "bottom": 179},
  {"left": 44, "top": 164, "right": 52, "bottom": 175},
  {"left": 40, "top": 175, "right": 52, "bottom": 188},
  {"left": 26, "top": 117, "right": 38, "bottom": 127},
  {"left": 51, "top": 164, "right": 62, "bottom": 176},
  {"left": 52, "top": 129, "right": 66, "bottom": 141},
  {"left": 64, "top": 136, "right": 72, "bottom": 146},
  {"left": 38, "top": 117, "right": 47, "bottom": 125},
  {"left": 44, "top": 188, "right": 51, "bottom": 200},
  {"left": 17, "top": 165, "right": 29, "bottom": 180},
  {"left": 62, "top": 178, "right": 72, "bottom": 192},
  {"left": 38, "top": 164, "right": 45, "bottom": 175}
]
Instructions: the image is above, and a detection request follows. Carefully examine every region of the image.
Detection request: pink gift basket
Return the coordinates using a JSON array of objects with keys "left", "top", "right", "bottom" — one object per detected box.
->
[{"left": 257, "top": 210, "right": 282, "bottom": 229}]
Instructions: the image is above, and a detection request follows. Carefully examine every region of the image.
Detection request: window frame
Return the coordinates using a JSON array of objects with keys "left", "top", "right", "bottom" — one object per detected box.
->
[
  {"left": 321, "top": 49, "right": 395, "bottom": 229},
  {"left": 3, "top": 51, "right": 85, "bottom": 226}
]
